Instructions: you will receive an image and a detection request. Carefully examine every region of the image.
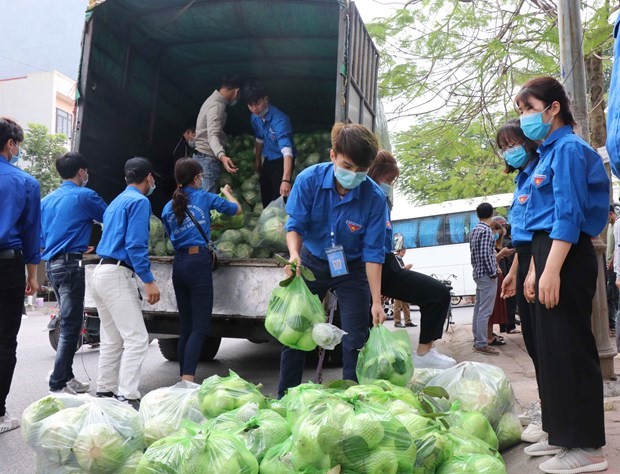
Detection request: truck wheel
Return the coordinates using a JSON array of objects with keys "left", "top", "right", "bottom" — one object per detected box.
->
[
  {"left": 199, "top": 337, "right": 222, "bottom": 361},
  {"left": 158, "top": 338, "right": 179, "bottom": 361},
  {"left": 158, "top": 337, "right": 222, "bottom": 362},
  {"left": 49, "top": 325, "right": 83, "bottom": 352}
]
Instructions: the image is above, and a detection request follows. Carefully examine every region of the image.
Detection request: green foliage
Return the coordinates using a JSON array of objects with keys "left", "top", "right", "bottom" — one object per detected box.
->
[
  {"left": 367, "top": 0, "right": 613, "bottom": 202},
  {"left": 22, "top": 123, "right": 66, "bottom": 197}
]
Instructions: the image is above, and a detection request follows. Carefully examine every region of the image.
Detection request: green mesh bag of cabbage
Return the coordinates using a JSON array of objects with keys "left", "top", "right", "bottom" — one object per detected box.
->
[
  {"left": 265, "top": 275, "right": 345, "bottom": 351},
  {"left": 356, "top": 325, "right": 414, "bottom": 387}
]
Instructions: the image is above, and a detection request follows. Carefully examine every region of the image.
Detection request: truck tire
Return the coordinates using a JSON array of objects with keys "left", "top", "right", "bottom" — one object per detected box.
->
[
  {"left": 49, "top": 325, "right": 83, "bottom": 352},
  {"left": 158, "top": 337, "right": 222, "bottom": 362}
]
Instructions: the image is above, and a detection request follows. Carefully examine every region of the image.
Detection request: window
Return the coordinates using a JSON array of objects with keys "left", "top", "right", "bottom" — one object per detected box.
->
[{"left": 56, "top": 108, "right": 72, "bottom": 138}]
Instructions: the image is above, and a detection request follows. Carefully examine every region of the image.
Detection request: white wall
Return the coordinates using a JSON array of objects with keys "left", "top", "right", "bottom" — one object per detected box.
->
[{"left": 0, "top": 71, "right": 75, "bottom": 134}]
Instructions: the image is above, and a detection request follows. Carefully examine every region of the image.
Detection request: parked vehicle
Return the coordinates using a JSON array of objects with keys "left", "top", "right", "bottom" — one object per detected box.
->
[{"left": 72, "top": 0, "right": 385, "bottom": 362}]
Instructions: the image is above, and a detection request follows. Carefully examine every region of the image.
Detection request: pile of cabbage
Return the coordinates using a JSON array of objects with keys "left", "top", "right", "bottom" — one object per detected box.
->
[
  {"left": 148, "top": 215, "right": 174, "bottom": 256},
  {"left": 212, "top": 132, "right": 331, "bottom": 259},
  {"left": 23, "top": 365, "right": 520, "bottom": 473}
]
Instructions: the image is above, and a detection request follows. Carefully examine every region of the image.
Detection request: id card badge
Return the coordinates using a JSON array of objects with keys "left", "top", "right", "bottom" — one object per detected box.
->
[{"left": 326, "top": 245, "right": 349, "bottom": 278}]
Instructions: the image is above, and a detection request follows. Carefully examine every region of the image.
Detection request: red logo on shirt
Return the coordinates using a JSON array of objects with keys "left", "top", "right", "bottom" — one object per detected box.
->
[
  {"left": 386, "top": 220, "right": 392, "bottom": 229},
  {"left": 346, "top": 220, "right": 363, "bottom": 233},
  {"left": 517, "top": 194, "right": 530, "bottom": 204},
  {"left": 533, "top": 174, "right": 547, "bottom": 187}
]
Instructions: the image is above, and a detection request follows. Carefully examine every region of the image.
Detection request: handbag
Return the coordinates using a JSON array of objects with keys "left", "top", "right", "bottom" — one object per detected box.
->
[{"left": 185, "top": 210, "right": 218, "bottom": 271}]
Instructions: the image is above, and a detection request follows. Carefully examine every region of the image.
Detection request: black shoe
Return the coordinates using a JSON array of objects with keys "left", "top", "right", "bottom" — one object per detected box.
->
[
  {"left": 394, "top": 323, "right": 406, "bottom": 328},
  {"left": 115, "top": 395, "right": 141, "bottom": 410},
  {"left": 95, "top": 391, "right": 115, "bottom": 398},
  {"left": 405, "top": 322, "right": 417, "bottom": 327}
]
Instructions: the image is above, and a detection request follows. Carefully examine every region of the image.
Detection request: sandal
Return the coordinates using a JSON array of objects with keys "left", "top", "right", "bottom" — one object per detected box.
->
[
  {"left": 474, "top": 345, "right": 500, "bottom": 355},
  {"left": 492, "top": 333, "right": 505, "bottom": 341},
  {"left": 507, "top": 329, "right": 521, "bottom": 334},
  {"left": 489, "top": 337, "right": 506, "bottom": 346}
]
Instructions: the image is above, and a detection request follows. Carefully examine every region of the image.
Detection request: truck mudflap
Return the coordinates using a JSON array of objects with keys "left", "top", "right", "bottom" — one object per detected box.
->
[{"left": 84, "top": 257, "right": 283, "bottom": 318}]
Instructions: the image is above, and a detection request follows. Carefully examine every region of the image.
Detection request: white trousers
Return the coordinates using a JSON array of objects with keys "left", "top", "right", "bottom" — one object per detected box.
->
[{"left": 91, "top": 264, "right": 149, "bottom": 399}]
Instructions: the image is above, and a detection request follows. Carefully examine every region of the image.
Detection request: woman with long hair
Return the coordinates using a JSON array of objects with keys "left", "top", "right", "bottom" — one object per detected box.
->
[
  {"left": 161, "top": 158, "right": 241, "bottom": 382},
  {"left": 369, "top": 150, "right": 456, "bottom": 369},
  {"left": 496, "top": 118, "right": 545, "bottom": 444},
  {"left": 515, "top": 77, "right": 608, "bottom": 473}
]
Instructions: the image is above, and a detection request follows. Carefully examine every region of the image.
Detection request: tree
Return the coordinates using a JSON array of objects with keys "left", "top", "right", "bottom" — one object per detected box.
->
[
  {"left": 22, "top": 123, "right": 67, "bottom": 197},
  {"left": 367, "top": 0, "right": 616, "bottom": 203}
]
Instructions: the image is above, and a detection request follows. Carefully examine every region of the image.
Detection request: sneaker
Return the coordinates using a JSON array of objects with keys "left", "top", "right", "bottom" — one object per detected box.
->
[
  {"left": 522, "top": 414, "right": 547, "bottom": 443},
  {"left": 539, "top": 447, "right": 608, "bottom": 473},
  {"left": 405, "top": 322, "right": 417, "bottom": 327},
  {"left": 394, "top": 323, "right": 406, "bottom": 328},
  {"left": 524, "top": 438, "right": 562, "bottom": 457},
  {"left": 413, "top": 348, "right": 457, "bottom": 369},
  {"left": 49, "top": 386, "right": 77, "bottom": 395},
  {"left": 67, "top": 378, "right": 90, "bottom": 394},
  {"left": 0, "top": 413, "right": 20, "bottom": 434},
  {"left": 473, "top": 345, "right": 499, "bottom": 355},
  {"left": 115, "top": 395, "right": 141, "bottom": 410},
  {"left": 519, "top": 400, "right": 541, "bottom": 426}
]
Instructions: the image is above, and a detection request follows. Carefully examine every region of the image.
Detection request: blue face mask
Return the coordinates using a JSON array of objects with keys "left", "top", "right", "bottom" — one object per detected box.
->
[
  {"left": 9, "top": 145, "right": 21, "bottom": 164},
  {"left": 493, "top": 232, "right": 500, "bottom": 241},
  {"left": 379, "top": 182, "right": 392, "bottom": 196},
  {"left": 503, "top": 145, "right": 529, "bottom": 169},
  {"left": 520, "top": 105, "right": 552, "bottom": 140},
  {"left": 334, "top": 164, "right": 367, "bottom": 190}
]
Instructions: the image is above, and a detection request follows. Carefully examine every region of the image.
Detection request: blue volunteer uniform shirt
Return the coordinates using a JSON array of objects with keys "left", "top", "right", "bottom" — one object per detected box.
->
[
  {"left": 161, "top": 188, "right": 238, "bottom": 250},
  {"left": 251, "top": 105, "right": 296, "bottom": 161},
  {"left": 0, "top": 155, "right": 41, "bottom": 264},
  {"left": 524, "top": 126, "right": 609, "bottom": 243},
  {"left": 607, "top": 15, "right": 620, "bottom": 178},
  {"left": 96, "top": 186, "right": 154, "bottom": 283},
  {"left": 285, "top": 162, "right": 387, "bottom": 263},
  {"left": 41, "top": 181, "right": 107, "bottom": 261},
  {"left": 508, "top": 158, "right": 538, "bottom": 246}
]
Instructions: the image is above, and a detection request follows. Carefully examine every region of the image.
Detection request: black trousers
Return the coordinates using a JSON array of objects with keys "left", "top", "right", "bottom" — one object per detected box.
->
[
  {"left": 260, "top": 158, "right": 284, "bottom": 208},
  {"left": 532, "top": 232, "right": 605, "bottom": 448},
  {"left": 515, "top": 244, "right": 539, "bottom": 390},
  {"left": 381, "top": 253, "right": 451, "bottom": 344},
  {"left": 0, "top": 253, "right": 26, "bottom": 417},
  {"left": 606, "top": 268, "right": 618, "bottom": 330}
]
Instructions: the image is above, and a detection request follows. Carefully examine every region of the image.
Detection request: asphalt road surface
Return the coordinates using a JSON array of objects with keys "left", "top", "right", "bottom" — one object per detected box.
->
[{"left": 0, "top": 306, "right": 474, "bottom": 473}]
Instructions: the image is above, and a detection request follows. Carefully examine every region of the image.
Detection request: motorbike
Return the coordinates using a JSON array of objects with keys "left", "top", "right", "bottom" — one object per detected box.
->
[{"left": 47, "top": 310, "right": 100, "bottom": 351}]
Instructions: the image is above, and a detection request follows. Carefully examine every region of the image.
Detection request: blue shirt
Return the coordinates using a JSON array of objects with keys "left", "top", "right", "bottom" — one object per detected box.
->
[
  {"left": 251, "top": 105, "right": 296, "bottom": 161},
  {"left": 161, "top": 187, "right": 238, "bottom": 249},
  {"left": 0, "top": 155, "right": 41, "bottom": 264},
  {"left": 508, "top": 157, "right": 538, "bottom": 246},
  {"left": 524, "top": 126, "right": 609, "bottom": 243},
  {"left": 285, "top": 163, "right": 387, "bottom": 264},
  {"left": 41, "top": 181, "right": 107, "bottom": 261},
  {"left": 607, "top": 15, "right": 620, "bottom": 178},
  {"left": 96, "top": 186, "right": 154, "bottom": 283}
]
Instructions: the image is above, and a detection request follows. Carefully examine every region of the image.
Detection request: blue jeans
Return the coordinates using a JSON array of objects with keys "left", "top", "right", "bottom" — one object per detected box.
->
[
  {"left": 277, "top": 247, "right": 370, "bottom": 398},
  {"left": 172, "top": 248, "right": 213, "bottom": 376},
  {"left": 46, "top": 258, "right": 85, "bottom": 390},
  {"left": 193, "top": 153, "right": 221, "bottom": 194},
  {"left": 472, "top": 274, "right": 497, "bottom": 348}
]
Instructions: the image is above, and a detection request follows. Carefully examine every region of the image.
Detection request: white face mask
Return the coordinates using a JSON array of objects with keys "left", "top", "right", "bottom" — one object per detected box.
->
[
  {"left": 146, "top": 175, "right": 156, "bottom": 196},
  {"left": 80, "top": 169, "right": 89, "bottom": 187}
]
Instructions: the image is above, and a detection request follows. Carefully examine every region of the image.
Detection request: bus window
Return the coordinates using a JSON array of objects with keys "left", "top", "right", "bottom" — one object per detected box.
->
[
  {"left": 465, "top": 212, "right": 479, "bottom": 241},
  {"left": 393, "top": 220, "right": 419, "bottom": 248},
  {"left": 447, "top": 212, "right": 468, "bottom": 244},
  {"left": 419, "top": 216, "right": 444, "bottom": 247}
]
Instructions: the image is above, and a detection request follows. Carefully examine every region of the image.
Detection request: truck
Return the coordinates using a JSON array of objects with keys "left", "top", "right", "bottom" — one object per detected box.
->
[{"left": 74, "top": 0, "right": 386, "bottom": 362}]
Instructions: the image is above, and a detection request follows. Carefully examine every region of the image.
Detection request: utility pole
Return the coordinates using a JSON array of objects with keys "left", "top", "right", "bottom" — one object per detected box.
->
[
  {"left": 558, "top": 0, "right": 589, "bottom": 140},
  {"left": 558, "top": 0, "right": 618, "bottom": 381}
]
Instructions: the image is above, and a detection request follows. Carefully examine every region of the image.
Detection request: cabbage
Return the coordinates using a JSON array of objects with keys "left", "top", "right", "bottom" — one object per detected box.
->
[
  {"left": 234, "top": 243, "right": 253, "bottom": 259},
  {"left": 437, "top": 454, "right": 506, "bottom": 474},
  {"left": 72, "top": 422, "right": 131, "bottom": 473},
  {"left": 446, "top": 408, "right": 498, "bottom": 449},
  {"left": 22, "top": 396, "right": 65, "bottom": 444},
  {"left": 496, "top": 412, "right": 522, "bottom": 451},
  {"left": 198, "top": 371, "right": 266, "bottom": 419}
]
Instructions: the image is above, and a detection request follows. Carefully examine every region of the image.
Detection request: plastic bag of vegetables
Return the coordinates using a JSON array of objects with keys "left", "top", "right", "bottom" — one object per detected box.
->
[
  {"left": 197, "top": 370, "right": 267, "bottom": 419},
  {"left": 139, "top": 381, "right": 205, "bottom": 446},
  {"left": 210, "top": 192, "right": 244, "bottom": 231},
  {"left": 26, "top": 396, "right": 145, "bottom": 474},
  {"left": 426, "top": 362, "right": 519, "bottom": 433},
  {"left": 149, "top": 215, "right": 173, "bottom": 256},
  {"left": 436, "top": 454, "right": 506, "bottom": 474},
  {"left": 252, "top": 196, "right": 288, "bottom": 252},
  {"left": 356, "top": 325, "right": 414, "bottom": 387},
  {"left": 265, "top": 264, "right": 345, "bottom": 351}
]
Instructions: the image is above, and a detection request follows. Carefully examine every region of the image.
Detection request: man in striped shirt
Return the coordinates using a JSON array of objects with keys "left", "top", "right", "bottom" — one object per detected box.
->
[{"left": 469, "top": 202, "right": 499, "bottom": 355}]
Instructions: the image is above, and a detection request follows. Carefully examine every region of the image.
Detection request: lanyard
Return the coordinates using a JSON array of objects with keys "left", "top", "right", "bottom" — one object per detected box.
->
[{"left": 329, "top": 190, "right": 339, "bottom": 247}]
